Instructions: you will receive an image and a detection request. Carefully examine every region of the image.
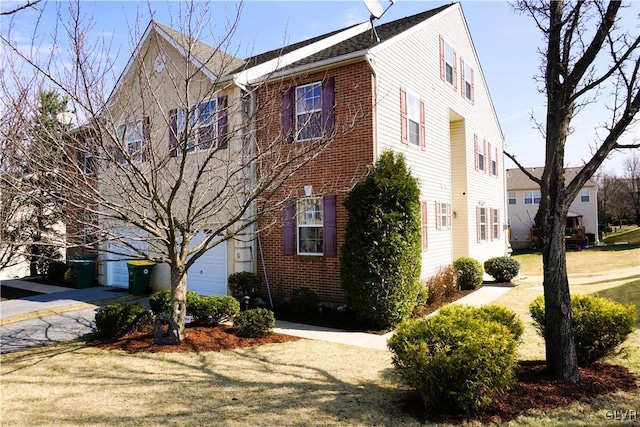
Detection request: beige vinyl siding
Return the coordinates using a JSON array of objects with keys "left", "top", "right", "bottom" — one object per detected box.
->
[{"left": 372, "top": 3, "right": 507, "bottom": 273}]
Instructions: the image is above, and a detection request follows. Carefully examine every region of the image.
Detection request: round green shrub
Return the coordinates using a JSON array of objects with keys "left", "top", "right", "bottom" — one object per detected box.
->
[
  {"left": 149, "top": 289, "right": 201, "bottom": 315},
  {"left": 477, "top": 304, "right": 524, "bottom": 340},
  {"left": 529, "top": 294, "right": 636, "bottom": 365},
  {"left": 341, "top": 150, "right": 422, "bottom": 329},
  {"left": 95, "top": 303, "right": 151, "bottom": 337},
  {"left": 191, "top": 295, "right": 240, "bottom": 326},
  {"left": 484, "top": 257, "right": 520, "bottom": 282},
  {"left": 453, "top": 257, "right": 484, "bottom": 290},
  {"left": 388, "top": 305, "right": 518, "bottom": 414},
  {"left": 233, "top": 308, "right": 276, "bottom": 338},
  {"left": 289, "top": 288, "right": 320, "bottom": 317},
  {"left": 228, "top": 271, "right": 262, "bottom": 302}
]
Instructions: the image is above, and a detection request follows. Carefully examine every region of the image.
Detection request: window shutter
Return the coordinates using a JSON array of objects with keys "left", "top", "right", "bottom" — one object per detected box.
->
[
  {"left": 484, "top": 139, "right": 489, "bottom": 174},
  {"left": 435, "top": 201, "right": 441, "bottom": 230},
  {"left": 495, "top": 145, "right": 499, "bottom": 177},
  {"left": 419, "top": 99, "right": 426, "bottom": 150},
  {"left": 323, "top": 195, "right": 337, "bottom": 257},
  {"left": 446, "top": 203, "right": 452, "bottom": 230},
  {"left": 489, "top": 208, "right": 494, "bottom": 240},
  {"left": 322, "top": 77, "right": 335, "bottom": 137},
  {"left": 439, "top": 36, "right": 445, "bottom": 81},
  {"left": 476, "top": 206, "right": 481, "bottom": 243},
  {"left": 400, "top": 87, "right": 407, "bottom": 145},
  {"left": 474, "top": 134, "right": 479, "bottom": 171},
  {"left": 169, "top": 108, "right": 178, "bottom": 156},
  {"left": 421, "top": 201, "right": 428, "bottom": 251},
  {"left": 453, "top": 49, "right": 458, "bottom": 91},
  {"left": 470, "top": 67, "right": 475, "bottom": 104},
  {"left": 283, "top": 203, "right": 295, "bottom": 255},
  {"left": 142, "top": 116, "right": 150, "bottom": 162},
  {"left": 487, "top": 142, "right": 492, "bottom": 175},
  {"left": 496, "top": 208, "right": 501, "bottom": 239},
  {"left": 281, "top": 87, "right": 294, "bottom": 143},
  {"left": 460, "top": 58, "right": 465, "bottom": 98},
  {"left": 217, "top": 96, "right": 228, "bottom": 149}
]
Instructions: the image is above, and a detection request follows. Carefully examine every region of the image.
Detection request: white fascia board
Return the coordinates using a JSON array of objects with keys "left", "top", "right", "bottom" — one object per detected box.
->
[{"left": 234, "top": 21, "right": 372, "bottom": 87}]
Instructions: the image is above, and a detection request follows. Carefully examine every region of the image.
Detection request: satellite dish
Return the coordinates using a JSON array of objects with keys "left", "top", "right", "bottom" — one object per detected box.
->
[{"left": 364, "top": 0, "right": 384, "bottom": 19}]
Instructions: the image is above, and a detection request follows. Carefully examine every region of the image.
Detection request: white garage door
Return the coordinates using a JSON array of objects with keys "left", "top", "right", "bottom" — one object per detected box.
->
[
  {"left": 106, "top": 231, "right": 148, "bottom": 288},
  {"left": 187, "top": 230, "right": 228, "bottom": 296}
]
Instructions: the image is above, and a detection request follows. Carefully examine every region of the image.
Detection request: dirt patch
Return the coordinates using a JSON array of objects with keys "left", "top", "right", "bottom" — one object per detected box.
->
[
  {"left": 404, "top": 361, "right": 638, "bottom": 424},
  {"left": 89, "top": 324, "right": 301, "bottom": 353}
]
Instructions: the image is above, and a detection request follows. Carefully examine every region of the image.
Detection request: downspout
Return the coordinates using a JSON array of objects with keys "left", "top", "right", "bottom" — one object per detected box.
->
[
  {"left": 503, "top": 136, "right": 511, "bottom": 256},
  {"left": 364, "top": 53, "right": 379, "bottom": 160}
]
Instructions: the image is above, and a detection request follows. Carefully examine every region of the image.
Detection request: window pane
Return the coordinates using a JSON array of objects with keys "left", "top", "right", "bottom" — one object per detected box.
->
[
  {"left": 298, "top": 227, "right": 323, "bottom": 254},
  {"left": 408, "top": 120, "right": 420, "bottom": 146}
]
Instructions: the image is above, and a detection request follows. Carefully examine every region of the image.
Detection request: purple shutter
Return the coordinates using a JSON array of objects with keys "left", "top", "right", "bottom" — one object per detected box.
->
[
  {"left": 169, "top": 108, "right": 178, "bottom": 156},
  {"left": 322, "top": 77, "right": 335, "bottom": 136},
  {"left": 217, "top": 96, "right": 228, "bottom": 149},
  {"left": 323, "top": 195, "right": 337, "bottom": 257},
  {"left": 281, "top": 87, "right": 294, "bottom": 143},
  {"left": 142, "top": 116, "right": 150, "bottom": 162},
  {"left": 283, "top": 203, "right": 295, "bottom": 255}
]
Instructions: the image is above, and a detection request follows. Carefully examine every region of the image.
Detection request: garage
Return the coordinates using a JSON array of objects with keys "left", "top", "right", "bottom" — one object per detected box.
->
[{"left": 185, "top": 230, "right": 228, "bottom": 296}]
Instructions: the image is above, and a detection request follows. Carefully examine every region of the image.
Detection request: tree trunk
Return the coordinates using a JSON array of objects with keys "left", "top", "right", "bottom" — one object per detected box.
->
[
  {"left": 541, "top": 210, "right": 579, "bottom": 382},
  {"left": 170, "top": 265, "right": 188, "bottom": 341}
]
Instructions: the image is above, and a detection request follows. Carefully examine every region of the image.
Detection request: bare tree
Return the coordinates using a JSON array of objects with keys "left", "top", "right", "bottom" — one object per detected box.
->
[
  {"left": 507, "top": 0, "right": 639, "bottom": 382},
  {"left": 0, "top": 0, "right": 42, "bottom": 16},
  {"left": 623, "top": 153, "right": 640, "bottom": 225},
  {"left": 1, "top": 1, "right": 363, "bottom": 338}
]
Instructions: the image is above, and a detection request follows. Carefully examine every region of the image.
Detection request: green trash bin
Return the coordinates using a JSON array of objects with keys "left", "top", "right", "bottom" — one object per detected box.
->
[
  {"left": 67, "top": 254, "right": 97, "bottom": 289},
  {"left": 127, "top": 261, "right": 155, "bottom": 295}
]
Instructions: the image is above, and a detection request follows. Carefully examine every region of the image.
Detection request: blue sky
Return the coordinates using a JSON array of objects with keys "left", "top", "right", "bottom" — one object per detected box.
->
[{"left": 2, "top": 0, "right": 637, "bottom": 173}]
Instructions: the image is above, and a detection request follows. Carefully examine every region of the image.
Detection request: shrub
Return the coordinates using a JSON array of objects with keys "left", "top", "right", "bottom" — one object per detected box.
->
[
  {"left": 149, "top": 290, "right": 201, "bottom": 315},
  {"left": 438, "top": 304, "right": 524, "bottom": 341},
  {"left": 228, "top": 272, "right": 262, "bottom": 302},
  {"left": 388, "top": 305, "right": 518, "bottom": 414},
  {"left": 341, "top": 151, "right": 422, "bottom": 329},
  {"left": 233, "top": 308, "right": 276, "bottom": 338},
  {"left": 191, "top": 296, "right": 240, "bottom": 326},
  {"left": 529, "top": 294, "right": 636, "bottom": 365},
  {"left": 95, "top": 303, "right": 151, "bottom": 338},
  {"left": 484, "top": 257, "right": 520, "bottom": 282},
  {"left": 425, "top": 265, "right": 458, "bottom": 305},
  {"left": 47, "top": 261, "right": 67, "bottom": 282},
  {"left": 453, "top": 257, "right": 484, "bottom": 290},
  {"left": 289, "top": 288, "right": 320, "bottom": 317}
]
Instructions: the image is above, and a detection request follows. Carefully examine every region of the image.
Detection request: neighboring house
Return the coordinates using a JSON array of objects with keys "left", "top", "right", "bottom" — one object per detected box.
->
[
  {"left": 76, "top": 3, "right": 508, "bottom": 302},
  {"left": 506, "top": 167, "right": 599, "bottom": 250},
  {"left": 243, "top": 3, "right": 508, "bottom": 304}
]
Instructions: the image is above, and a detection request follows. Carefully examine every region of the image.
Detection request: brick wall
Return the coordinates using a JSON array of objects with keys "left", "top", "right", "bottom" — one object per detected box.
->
[{"left": 256, "top": 60, "right": 375, "bottom": 305}]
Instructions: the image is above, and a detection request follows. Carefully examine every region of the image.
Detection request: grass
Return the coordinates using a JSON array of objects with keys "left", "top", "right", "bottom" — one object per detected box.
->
[
  {"left": 1, "top": 249, "right": 639, "bottom": 426},
  {"left": 603, "top": 225, "right": 640, "bottom": 245}
]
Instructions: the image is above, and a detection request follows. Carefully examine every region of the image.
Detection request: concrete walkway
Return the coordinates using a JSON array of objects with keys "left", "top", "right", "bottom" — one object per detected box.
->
[{"left": 1, "top": 279, "right": 514, "bottom": 353}]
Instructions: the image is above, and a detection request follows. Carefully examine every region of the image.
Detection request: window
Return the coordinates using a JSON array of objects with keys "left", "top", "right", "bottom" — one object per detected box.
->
[
  {"left": 478, "top": 207, "right": 487, "bottom": 242},
  {"left": 439, "top": 36, "right": 457, "bottom": 90},
  {"left": 580, "top": 188, "right": 590, "bottom": 202},
  {"left": 297, "top": 197, "right": 323, "bottom": 255},
  {"left": 282, "top": 78, "right": 334, "bottom": 143},
  {"left": 524, "top": 191, "right": 541, "bottom": 205},
  {"left": 116, "top": 119, "right": 146, "bottom": 163},
  {"left": 461, "top": 60, "right": 474, "bottom": 101},
  {"left": 400, "top": 88, "right": 425, "bottom": 149},
  {"left": 295, "top": 82, "right": 323, "bottom": 141},
  {"left": 178, "top": 99, "right": 217, "bottom": 153},
  {"left": 477, "top": 138, "right": 485, "bottom": 171},
  {"left": 407, "top": 93, "right": 421, "bottom": 146},
  {"left": 492, "top": 209, "right": 500, "bottom": 240},
  {"left": 508, "top": 192, "right": 516, "bottom": 205},
  {"left": 436, "top": 202, "right": 452, "bottom": 230},
  {"left": 83, "top": 139, "right": 95, "bottom": 175}
]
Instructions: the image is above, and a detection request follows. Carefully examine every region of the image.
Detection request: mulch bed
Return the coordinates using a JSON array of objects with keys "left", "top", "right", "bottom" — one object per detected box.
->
[{"left": 87, "top": 324, "right": 638, "bottom": 424}]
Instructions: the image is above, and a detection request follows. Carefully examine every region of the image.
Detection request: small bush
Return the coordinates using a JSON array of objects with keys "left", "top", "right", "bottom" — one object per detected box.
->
[
  {"left": 388, "top": 305, "right": 517, "bottom": 414},
  {"left": 439, "top": 304, "right": 524, "bottom": 340},
  {"left": 233, "top": 308, "right": 276, "bottom": 338},
  {"left": 453, "top": 257, "right": 484, "bottom": 290},
  {"left": 95, "top": 303, "right": 151, "bottom": 338},
  {"left": 484, "top": 257, "right": 520, "bottom": 282},
  {"left": 529, "top": 294, "right": 636, "bottom": 365},
  {"left": 289, "top": 288, "right": 320, "bottom": 317},
  {"left": 425, "top": 265, "right": 458, "bottom": 305},
  {"left": 191, "top": 295, "right": 240, "bottom": 326},
  {"left": 228, "top": 271, "right": 262, "bottom": 302},
  {"left": 149, "top": 290, "right": 201, "bottom": 315},
  {"left": 47, "top": 261, "right": 67, "bottom": 282}
]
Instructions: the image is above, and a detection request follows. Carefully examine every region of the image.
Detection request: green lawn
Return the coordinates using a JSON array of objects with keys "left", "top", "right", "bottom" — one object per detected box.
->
[{"left": 603, "top": 225, "right": 640, "bottom": 245}]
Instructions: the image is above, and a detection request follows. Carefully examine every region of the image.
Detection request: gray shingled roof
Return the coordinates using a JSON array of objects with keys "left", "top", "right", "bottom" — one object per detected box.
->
[
  {"left": 155, "top": 22, "right": 246, "bottom": 78},
  {"left": 506, "top": 167, "right": 597, "bottom": 190},
  {"left": 229, "top": 3, "right": 455, "bottom": 75}
]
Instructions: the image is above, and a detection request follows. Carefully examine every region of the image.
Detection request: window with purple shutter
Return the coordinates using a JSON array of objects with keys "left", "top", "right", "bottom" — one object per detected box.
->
[
  {"left": 169, "top": 108, "right": 178, "bottom": 156},
  {"left": 283, "top": 203, "right": 295, "bottom": 255},
  {"left": 322, "top": 77, "right": 335, "bottom": 136},
  {"left": 142, "top": 116, "right": 150, "bottom": 162},
  {"left": 217, "top": 96, "right": 228, "bottom": 149},
  {"left": 281, "top": 87, "right": 294, "bottom": 143}
]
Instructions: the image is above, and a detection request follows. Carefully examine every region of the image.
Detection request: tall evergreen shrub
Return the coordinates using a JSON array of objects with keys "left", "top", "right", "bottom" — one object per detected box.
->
[{"left": 340, "top": 151, "right": 422, "bottom": 329}]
